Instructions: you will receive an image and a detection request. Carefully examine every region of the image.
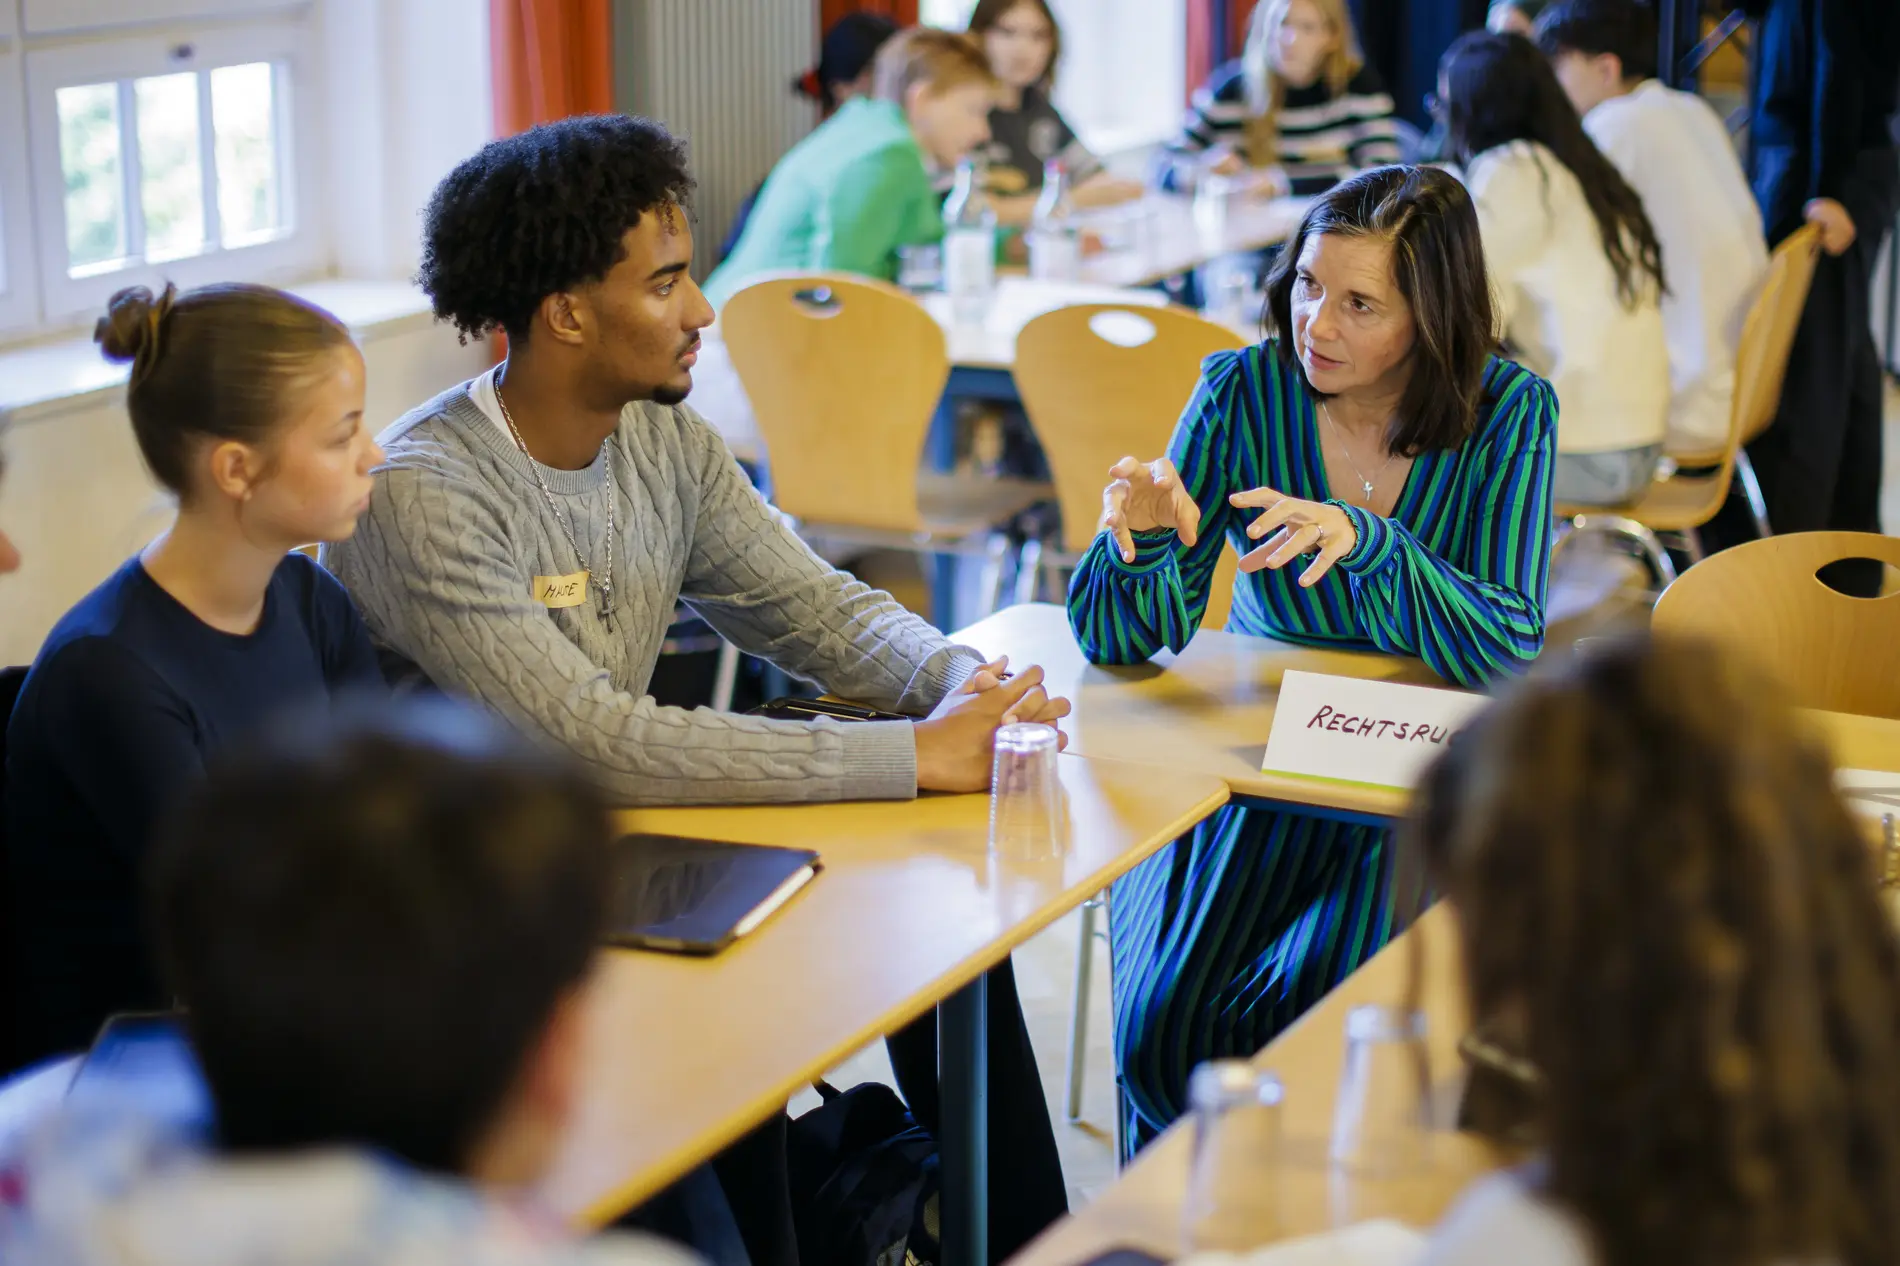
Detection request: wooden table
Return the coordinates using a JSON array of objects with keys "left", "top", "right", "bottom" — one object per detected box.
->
[
  {"left": 958, "top": 603, "right": 1900, "bottom": 822},
  {"left": 957, "top": 603, "right": 1445, "bottom": 821},
  {"left": 539, "top": 755, "right": 1229, "bottom": 1258},
  {"left": 1007, "top": 906, "right": 1507, "bottom": 1265},
  {"left": 1077, "top": 193, "right": 1311, "bottom": 290}
]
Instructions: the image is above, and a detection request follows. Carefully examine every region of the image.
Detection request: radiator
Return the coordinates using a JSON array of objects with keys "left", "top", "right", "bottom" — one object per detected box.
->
[{"left": 613, "top": 0, "right": 817, "bottom": 281}]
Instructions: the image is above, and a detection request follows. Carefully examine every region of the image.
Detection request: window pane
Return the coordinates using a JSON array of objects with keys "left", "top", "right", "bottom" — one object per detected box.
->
[
  {"left": 211, "top": 62, "right": 282, "bottom": 247},
  {"left": 134, "top": 72, "right": 207, "bottom": 263},
  {"left": 56, "top": 82, "right": 126, "bottom": 274}
]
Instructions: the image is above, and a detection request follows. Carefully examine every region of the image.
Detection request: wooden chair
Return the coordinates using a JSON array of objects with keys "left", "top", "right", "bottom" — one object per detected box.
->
[
  {"left": 1651, "top": 530, "right": 1900, "bottom": 719},
  {"left": 1012, "top": 302, "right": 1247, "bottom": 606},
  {"left": 720, "top": 274, "right": 1050, "bottom": 625},
  {"left": 1554, "top": 225, "right": 1822, "bottom": 583}
]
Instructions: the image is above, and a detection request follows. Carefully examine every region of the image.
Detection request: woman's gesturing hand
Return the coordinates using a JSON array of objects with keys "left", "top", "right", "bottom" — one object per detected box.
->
[
  {"left": 1101, "top": 456, "right": 1202, "bottom": 563},
  {"left": 1230, "top": 487, "right": 1358, "bottom": 587}
]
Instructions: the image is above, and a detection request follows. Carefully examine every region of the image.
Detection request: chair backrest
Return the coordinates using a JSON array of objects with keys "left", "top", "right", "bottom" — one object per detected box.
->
[
  {"left": 1733, "top": 224, "right": 1822, "bottom": 451},
  {"left": 1014, "top": 304, "right": 1246, "bottom": 553},
  {"left": 719, "top": 274, "right": 950, "bottom": 534},
  {"left": 1651, "top": 531, "right": 1900, "bottom": 718},
  {"left": 1201, "top": 542, "right": 1241, "bottom": 633}
]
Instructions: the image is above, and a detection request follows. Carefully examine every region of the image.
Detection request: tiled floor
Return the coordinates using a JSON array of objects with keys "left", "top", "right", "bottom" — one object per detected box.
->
[{"left": 801, "top": 374, "right": 1900, "bottom": 1214}]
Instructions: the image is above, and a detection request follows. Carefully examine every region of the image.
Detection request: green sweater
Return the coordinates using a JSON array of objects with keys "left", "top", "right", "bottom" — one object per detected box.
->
[{"left": 704, "top": 98, "right": 945, "bottom": 308}]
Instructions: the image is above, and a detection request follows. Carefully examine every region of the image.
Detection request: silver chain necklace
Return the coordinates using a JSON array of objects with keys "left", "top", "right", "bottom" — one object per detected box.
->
[
  {"left": 1318, "top": 400, "right": 1398, "bottom": 504},
  {"left": 494, "top": 372, "right": 616, "bottom": 610}
]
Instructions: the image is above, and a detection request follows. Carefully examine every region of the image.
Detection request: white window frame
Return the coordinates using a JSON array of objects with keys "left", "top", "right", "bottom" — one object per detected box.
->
[
  {"left": 23, "top": 18, "right": 324, "bottom": 327},
  {"left": 0, "top": 40, "right": 43, "bottom": 338}
]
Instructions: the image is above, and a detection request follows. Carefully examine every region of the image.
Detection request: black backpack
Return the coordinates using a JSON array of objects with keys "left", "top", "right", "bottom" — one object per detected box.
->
[{"left": 786, "top": 1080, "right": 941, "bottom": 1266}]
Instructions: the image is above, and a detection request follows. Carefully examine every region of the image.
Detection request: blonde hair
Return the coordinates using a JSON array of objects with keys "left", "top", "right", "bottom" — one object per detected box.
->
[
  {"left": 1240, "top": 0, "right": 1364, "bottom": 166},
  {"left": 873, "top": 27, "right": 999, "bottom": 105}
]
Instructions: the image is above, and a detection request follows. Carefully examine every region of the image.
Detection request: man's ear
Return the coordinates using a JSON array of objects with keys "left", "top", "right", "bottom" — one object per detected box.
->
[
  {"left": 537, "top": 292, "right": 588, "bottom": 348},
  {"left": 1599, "top": 51, "right": 1626, "bottom": 87}
]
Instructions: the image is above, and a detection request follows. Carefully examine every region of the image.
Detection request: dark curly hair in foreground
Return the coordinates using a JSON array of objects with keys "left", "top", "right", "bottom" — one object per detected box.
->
[
  {"left": 418, "top": 114, "right": 695, "bottom": 343},
  {"left": 1413, "top": 637, "right": 1900, "bottom": 1266}
]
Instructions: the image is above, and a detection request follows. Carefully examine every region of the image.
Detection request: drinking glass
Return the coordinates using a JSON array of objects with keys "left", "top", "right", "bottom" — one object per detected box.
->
[
  {"left": 1330, "top": 1004, "right": 1431, "bottom": 1177},
  {"left": 989, "top": 722, "right": 1061, "bottom": 860},
  {"left": 1182, "top": 1060, "right": 1284, "bottom": 1252},
  {"left": 896, "top": 242, "right": 943, "bottom": 292}
]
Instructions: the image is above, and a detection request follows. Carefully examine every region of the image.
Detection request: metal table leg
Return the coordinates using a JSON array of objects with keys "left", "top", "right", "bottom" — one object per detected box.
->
[{"left": 939, "top": 972, "right": 990, "bottom": 1266}]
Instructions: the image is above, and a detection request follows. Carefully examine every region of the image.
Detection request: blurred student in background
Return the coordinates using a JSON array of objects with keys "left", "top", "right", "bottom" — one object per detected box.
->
[
  {"left": 1441, "top": 32, "right": 1670, "bottom": 506},
  {"left": 1161, "top": 0, "right": 1401, "bottom": 197},
  {"left": 1716, "top": 0, "right": 1898, "bottom": 594},
  {"left": 1486, "top": 0, "right": 1548, "bottom": 36},
  {"left": 1416, "top": 636, "right": 1900, "bottom": 1266},
  {"left": 965, "top": 0, "right": 1142, "bottom": 224},
  {"left": 705, "top": 28, "right": 997, "bottom": 308},
  {"left": 1535, "top": 0, "right": 1768, "bottom": 459},
  {"left": 4, "top": 284, "right": 385, "bottom": 1071},
  {"left": 719, "top": 13, "right": 901, "bottom": 264},
  {"left": 0, "top": 704, "right": 697, "bottom": 1266}
]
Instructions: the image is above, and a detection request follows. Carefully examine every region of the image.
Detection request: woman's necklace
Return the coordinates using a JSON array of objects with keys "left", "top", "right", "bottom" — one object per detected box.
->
[
  {"left": 495, "top": 377, "right": 617, "bottom": 615},
  {"left": 1318, "top": 400, "right": 1398, "bottom": 505}
]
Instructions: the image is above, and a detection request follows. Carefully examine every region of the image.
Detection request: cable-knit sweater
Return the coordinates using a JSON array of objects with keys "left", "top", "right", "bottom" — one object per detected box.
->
[{"left": 323, "top": 383, "right": 980, "bottom": 805}]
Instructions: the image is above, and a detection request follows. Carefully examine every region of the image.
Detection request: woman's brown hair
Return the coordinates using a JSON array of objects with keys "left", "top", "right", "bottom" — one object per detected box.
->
[
  {"left": 1412, "top": 636, "right": 1900, "bottom": 1266},
  {"left": 1264, "top": 164, "right": 1496, "bottom": 457},
  {"left": 966, "top": 0, "right": 1062, "bottom": 91},
  {"left": 95, "top": 283, "right": 355, "bottom": 499},
  {"left": 873, "top": 27, "right": 998, "bottom": 105}
]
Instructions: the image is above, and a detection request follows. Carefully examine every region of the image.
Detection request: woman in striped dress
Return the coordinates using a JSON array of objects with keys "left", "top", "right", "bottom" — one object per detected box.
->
[
  {"left": 1161, "top": 0, "right": 1402, "bottom": 196},
  {"left": 1068, "top": 165, "right": 1558, "bottom": 1154}
]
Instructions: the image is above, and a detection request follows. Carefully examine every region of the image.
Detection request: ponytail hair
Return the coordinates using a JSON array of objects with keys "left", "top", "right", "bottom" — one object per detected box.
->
[{"left": 95, "top": 283, "right": 355, "bottom": 498}]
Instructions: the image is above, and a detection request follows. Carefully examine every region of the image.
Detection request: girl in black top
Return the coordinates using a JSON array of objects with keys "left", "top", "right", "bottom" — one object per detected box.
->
[
  {"left": 1162, "top": 0, "right": 1402, "bottom": 195},
  {"left": 4, "top": 284, "right": 386, "bottom": 1067},
  {"left": 967, "top": 0, "right": 1143, "bottom": 224}
]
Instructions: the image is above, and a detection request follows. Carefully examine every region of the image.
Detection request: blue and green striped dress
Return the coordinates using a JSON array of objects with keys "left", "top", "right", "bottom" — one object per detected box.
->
[{"left": 1067, "top": 342, "right": 1557, "bottom": 1153}]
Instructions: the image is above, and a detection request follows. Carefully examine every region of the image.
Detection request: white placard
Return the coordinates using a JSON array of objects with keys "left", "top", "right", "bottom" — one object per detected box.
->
[{"left": 1261, "top": 670, "right": 1489, "bottom": 791}]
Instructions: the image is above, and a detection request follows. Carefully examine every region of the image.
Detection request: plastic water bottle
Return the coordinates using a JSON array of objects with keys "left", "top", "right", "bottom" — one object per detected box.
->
[
  {"left": 1027, "top": 159, "right": 1081, "bottom": 283},
  {"left": 942, "top": 158, "right": 998, "bottom": 325}
]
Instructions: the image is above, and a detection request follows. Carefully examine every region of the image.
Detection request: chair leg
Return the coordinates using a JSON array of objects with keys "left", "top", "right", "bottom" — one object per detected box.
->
[
  {"left": 1565, "top": 514, "right": 1679, "bottom": 587},
  {"left": 1065, "top": 895, "right": 1101, "bottom": 1123},
  {"left": 1013, "top": 536, "right": 1044, "bottom": 607},
  {"left": 976, "top": 533, "right": 1010, "bottom": 618},
  {"left": 1736, "top": 450, "right": 1773, "bottom": 539},
  {"left": 710, "top": 640, "right": 741, "bottom": 712}
]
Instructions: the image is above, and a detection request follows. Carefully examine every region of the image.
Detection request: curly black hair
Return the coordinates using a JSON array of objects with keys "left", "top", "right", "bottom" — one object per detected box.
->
[{"left": 418, "top": 114, "right": 695, "bottom": 343}]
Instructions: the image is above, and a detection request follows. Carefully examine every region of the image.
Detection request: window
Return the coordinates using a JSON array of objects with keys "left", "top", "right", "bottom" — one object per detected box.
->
[
  {"left": 22, "top": 19, "right": 320, "bottom": 329},
  {"left": 921, "top": 0, "right": 975, "bottom": 25},
  {"left": 0, "top": 33, "right": 39, "bottom": 337}
]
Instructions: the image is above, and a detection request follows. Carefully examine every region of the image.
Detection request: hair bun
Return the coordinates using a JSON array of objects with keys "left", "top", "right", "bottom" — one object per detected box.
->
[{"left": 94, "top": 284, "right": 177, "bottom": 377}]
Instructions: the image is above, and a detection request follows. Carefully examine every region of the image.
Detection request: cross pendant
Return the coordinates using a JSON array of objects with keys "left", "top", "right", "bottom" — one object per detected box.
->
[{"left": 1361, "top": 480, "right": 1375, "bottom": 501}]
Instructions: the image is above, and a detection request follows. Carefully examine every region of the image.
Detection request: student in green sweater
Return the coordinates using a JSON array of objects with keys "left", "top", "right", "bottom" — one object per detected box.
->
[{"left": 704, "top": 27, "right": 997, "bottom": 308}]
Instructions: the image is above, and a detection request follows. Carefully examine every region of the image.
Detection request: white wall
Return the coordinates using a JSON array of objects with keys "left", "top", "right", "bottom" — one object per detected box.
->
[
  {"left": 0, "top": 318, "right": 488, "bottom": 666},
  {"left": 321, "top": 0, "right": 492, "bottom": 279}
]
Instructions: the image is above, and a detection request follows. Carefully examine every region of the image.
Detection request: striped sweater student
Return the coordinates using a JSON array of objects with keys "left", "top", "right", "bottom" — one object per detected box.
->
[
  {"left": 1162, "top": 61, "right": 1403, "bottom": 194},
  {"left": 1067, "top": 344, "right": 1556, "bottom": 1151}
]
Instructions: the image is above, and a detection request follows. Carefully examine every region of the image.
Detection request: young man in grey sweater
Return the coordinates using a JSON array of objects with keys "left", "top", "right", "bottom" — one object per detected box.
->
[
  {"left": 323, "top": 115, "right": 1070, "bottom": 1264},
  {"left": 323, "top": 120, "right": 1066, "bottom": 809}
]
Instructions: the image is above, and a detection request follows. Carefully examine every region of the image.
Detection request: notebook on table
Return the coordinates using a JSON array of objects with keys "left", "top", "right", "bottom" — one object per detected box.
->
[{"left": 605, "top": 833, "right": 822, "bottom": 955}]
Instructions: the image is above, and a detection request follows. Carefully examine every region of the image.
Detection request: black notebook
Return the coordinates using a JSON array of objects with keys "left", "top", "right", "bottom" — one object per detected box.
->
[{"left": 605, "top": 833, "right": 822, "bottom": 955}]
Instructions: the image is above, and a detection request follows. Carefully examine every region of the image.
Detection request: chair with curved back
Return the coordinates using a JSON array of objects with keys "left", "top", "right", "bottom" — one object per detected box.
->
[
  {"left": 1651, "top": 531, "right": 1900, "bottom": 719},
  {"left": 719, "top": 274, "right": 1050, "bottom": 625},
  {"left": 1555, "top": 224, "right": 1822, "bottom": 583},
  {"left": 1012, "top": 301, "right": 1247, "bottom": 608}
]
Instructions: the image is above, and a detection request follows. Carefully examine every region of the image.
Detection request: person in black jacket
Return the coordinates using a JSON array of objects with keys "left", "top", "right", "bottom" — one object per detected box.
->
[{"left": 1721, "top": 0, "right": 1900, "bottom": 594}]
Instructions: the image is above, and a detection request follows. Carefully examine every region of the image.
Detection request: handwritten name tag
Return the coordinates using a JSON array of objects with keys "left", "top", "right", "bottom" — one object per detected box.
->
[
  {"left": 532, "top": 571, "right": 590, "bottom": 609},
  {"left": 1261, "top": 670, "right": 1490, "bottom": 791}
]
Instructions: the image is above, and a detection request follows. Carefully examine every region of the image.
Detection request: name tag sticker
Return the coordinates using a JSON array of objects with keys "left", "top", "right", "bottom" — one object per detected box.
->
[
  {"left": 1261, "top": 670, "right": 1490, "bottom": 791},
  {"left": 532, "top": 571, "right": 589, "bottom": 609}
]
